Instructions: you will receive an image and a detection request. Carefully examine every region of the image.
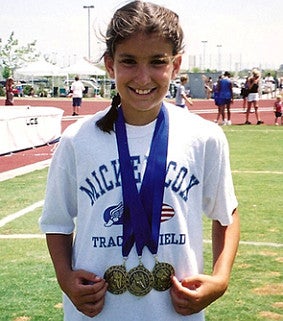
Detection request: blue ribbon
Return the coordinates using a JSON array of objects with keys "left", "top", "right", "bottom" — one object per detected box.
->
[{"left": 115, "top": 104, "right": 169, "bottom": 257}]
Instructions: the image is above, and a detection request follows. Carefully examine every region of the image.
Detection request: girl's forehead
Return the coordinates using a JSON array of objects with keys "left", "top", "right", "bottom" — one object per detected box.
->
[{"left": 114, "top": 33, "right": 174, "bottom": 57}]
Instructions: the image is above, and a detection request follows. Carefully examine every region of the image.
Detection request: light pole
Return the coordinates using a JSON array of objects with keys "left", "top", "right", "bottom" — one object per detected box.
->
[
  {"left": 217, "top": 44, "right": 222, "bottom": 71},
  {"left": 201, "top": 40, "right": 207, "bottom": 71},
  {"left": 83, "top": 5, "right": 94, "bottom": 60}
]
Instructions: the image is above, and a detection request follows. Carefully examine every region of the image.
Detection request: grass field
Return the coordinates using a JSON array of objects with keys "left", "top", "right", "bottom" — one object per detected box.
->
[{"left": 0, "top": 126, "right": 282, "bottom": 321}]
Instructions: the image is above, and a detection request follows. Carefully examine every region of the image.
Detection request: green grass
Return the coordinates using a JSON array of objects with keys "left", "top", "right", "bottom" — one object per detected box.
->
[
  {"left": 0, "top": 169, "right": 48, "bottom": 219},
  {"left": 0, "top": 239, "right": 63, "bottom": 321},
  {"left": 0, "top": 126, "right": 282, "bottom": 321}
]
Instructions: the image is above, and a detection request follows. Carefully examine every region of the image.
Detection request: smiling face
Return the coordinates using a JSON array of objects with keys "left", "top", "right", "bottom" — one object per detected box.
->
[{"left": 104, "top": 33, "right": 181, "bottom": 125}]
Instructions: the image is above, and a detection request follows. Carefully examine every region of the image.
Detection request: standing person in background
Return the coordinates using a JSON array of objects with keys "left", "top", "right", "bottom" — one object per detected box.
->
[
  {"left": 175, "top": 75, "right": 193, "bottom": 108},
  {"left": 40, "top": 1, "right": 240, "bottom": 320},
  {"left": 279, "top": 77, "right": 283, "bottom": 93},
  {"left": 245, "top": 69, "right": 264, "bottom": 125},
  {"left": 70, "top": 76, "right": 85, "bottom": 116},
  {"left": 5, "top": 77, "right": 14, "bottom": 106},
  {"left": 273, "top": 95, "right": 282, "bottom": 125},
  {"left": 213, "top": 75, "right": 223, "bottom": 124},
  {"left": 204, "top": 76, "right": 213, "bottom": 99},
  {"left": 240, "top": 77, "right": 249, "bottom": 112},
  {"left": 264, "top": 72, "right": 275, "bottom": 98},
  {"left": 218, "top": 71, "right": 233, "bottom": 125}
]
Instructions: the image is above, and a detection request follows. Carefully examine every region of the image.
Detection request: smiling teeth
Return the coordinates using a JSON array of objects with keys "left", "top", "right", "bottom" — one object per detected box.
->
[{"left": 135, "top": 89, "right": 151, "bottom": 95}]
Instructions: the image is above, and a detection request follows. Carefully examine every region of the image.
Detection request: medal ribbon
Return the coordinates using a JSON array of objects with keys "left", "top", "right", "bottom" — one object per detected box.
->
[{"left": 115, "top": 104, "right": 169, "bottom": 257}]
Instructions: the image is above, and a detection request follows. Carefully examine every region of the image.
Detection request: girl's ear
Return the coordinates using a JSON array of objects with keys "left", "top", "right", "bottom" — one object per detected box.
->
[
  {"left": 104, "top": 54, "right": 115, "bottom": 78},
  {"left": 171, "top": 55, "right": 182, "bottom": 80}
]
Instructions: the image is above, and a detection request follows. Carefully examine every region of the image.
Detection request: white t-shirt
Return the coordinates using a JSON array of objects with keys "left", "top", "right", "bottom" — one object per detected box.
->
[
  {"left": 71, "top": 80, "right": 85, "bottom": 98},
  {"left": 175, "top": 84, "right": 186, "bottom": 106},
  {"left": 40, "top": 102, "right": 238, "bottom": 321}
]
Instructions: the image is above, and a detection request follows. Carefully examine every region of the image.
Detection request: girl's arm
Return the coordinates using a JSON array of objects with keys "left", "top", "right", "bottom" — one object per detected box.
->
[
  {"left": 211, "top": 208, "right": 240, "bottom": 288},
  {"left": 46, "top": 234, "right": 107, "bottom": 318}
]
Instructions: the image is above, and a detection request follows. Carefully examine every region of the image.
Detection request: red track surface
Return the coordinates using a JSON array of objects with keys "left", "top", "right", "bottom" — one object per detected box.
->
[{"left": 0, "top": 97, "right": 276, "bottom": 174}]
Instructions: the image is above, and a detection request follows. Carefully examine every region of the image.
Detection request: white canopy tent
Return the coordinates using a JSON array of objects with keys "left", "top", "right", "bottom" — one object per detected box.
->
[
  {"left": 15, "top": 59, "right": 66, "bottom": 77},
  {"left": 15, "top": 60, "right": 67, "bottom": 96},
  {"left": 62, "top": 58, "right": 106, "bottom": 76}
]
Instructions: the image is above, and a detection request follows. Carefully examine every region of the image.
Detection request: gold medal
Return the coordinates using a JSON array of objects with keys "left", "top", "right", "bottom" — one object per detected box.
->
[
  {"left": 152, "top": 261, "right": 174, "bottom": 291},
  {"left": 127, "top": 264, "right": 154, "bottom": 296},
  {"left": 104, "top": 264, "right": 128, "bottom": 295}
]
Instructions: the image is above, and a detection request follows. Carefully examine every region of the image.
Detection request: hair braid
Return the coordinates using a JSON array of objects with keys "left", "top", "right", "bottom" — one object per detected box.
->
[{"left": 96, "top": 93, "right": 120, "bottom": 133}]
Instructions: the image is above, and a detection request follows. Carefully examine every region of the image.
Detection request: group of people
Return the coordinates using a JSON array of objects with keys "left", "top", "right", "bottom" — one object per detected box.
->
[
  {"left": 213, "top": 69, "right": 265, "bottom": 126},
  {"left": 2, "top": 74, "right": 85, "bottom": 115},
  {"left": 211, "top": 68, "right": 283, "bottom": 126}
]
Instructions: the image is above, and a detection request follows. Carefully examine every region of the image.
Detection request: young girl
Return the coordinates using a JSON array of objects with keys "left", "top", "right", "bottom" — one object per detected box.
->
[{"left": 40, "top": 2, "right": 239, "bottom": 320}]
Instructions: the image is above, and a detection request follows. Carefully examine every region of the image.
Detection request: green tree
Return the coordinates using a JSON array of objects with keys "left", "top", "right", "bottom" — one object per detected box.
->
[{"left": 0, "top": 32, "right": 39, "bottom": 78}]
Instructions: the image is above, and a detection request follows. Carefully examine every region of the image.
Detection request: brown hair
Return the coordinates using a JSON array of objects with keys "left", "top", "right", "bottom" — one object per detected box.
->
[{"left": 96, "top": 0, "right": 184, "bottom": 133}]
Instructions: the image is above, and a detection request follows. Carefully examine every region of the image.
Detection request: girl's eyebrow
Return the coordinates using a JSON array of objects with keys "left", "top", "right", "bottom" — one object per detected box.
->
[{"left": 117, "top": 53, "right": 173, "bottom": 59}]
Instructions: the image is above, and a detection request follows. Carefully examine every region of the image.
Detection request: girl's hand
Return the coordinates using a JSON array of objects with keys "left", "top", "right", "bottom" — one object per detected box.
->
[
  {"left": 61, "top": 269, "right": 108, "bottom": 318},
  {"left": 170, "top": 274, "right": 227, "bottom": 316}
]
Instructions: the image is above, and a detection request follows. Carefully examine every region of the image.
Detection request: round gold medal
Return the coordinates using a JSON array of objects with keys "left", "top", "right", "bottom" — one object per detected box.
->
[
  {"left": 127, "top": 264, "right": 154, "bottom": 296},
  {"left": 104, "top": 265, "right": 128, "bottom": 295},
  {"left": 152, "top": 262, "right": 174, "bottom": 291}
]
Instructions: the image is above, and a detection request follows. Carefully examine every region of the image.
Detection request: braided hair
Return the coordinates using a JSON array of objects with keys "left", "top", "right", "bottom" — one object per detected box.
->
[{"left": 96, "top": 93, "right": 120, "bottom": 133}]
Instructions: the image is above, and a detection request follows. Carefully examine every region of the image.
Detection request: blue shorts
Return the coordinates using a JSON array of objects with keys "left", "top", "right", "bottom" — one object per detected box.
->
[
  {"left": 73, "top": 97, "right": 82, "bottom": 107},
  {"left": 218, "top": 98, "right": 232, "bottom": 106}
]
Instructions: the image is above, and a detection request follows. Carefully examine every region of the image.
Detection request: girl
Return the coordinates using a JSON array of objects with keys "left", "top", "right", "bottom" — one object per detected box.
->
[{"left": 40, "top": 2, "right": 239, "bottom": 320}]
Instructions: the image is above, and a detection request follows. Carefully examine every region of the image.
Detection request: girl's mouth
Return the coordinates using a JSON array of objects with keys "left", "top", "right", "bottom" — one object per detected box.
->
[{"left": 130, "top": 87, "right": 155, "bottom": 95}]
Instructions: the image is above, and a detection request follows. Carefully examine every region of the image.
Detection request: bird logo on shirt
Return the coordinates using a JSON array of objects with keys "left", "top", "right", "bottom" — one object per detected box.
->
[{"left": 103, "top": 202, "right": 175, "bottom": 227}]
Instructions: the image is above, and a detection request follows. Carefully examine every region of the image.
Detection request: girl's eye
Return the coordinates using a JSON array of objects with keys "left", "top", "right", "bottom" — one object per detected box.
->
[
  {"left": 120, "top": 59, "right": 136, "bottom": 65},
  {"left": 151, "top": 58, "right": 170, "bottom": 65}
]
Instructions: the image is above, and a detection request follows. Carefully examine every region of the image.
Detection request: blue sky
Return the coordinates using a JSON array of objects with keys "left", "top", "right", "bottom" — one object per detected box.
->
[{"left": 1, "top": 0, "right": 282, "bottom": 70}]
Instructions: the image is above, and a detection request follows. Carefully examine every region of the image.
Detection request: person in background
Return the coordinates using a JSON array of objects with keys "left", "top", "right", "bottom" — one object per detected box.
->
[
  {"left": 5, "top": 77, "right": 14, "bottom": 105},
  {"left": 240, "top": 77, "right": 249, "bottom": 112},
  {"left": 204, "top": 76, "right": 213, "bottom": 99},
  {"left": 245, "top": 69, "right": 264, "bottom": 125},
  {"left": 70, "top": 75, "right": 85, "bottom": 116},
  {"left": 264, "top": 72, "right": 275, "bottom": 98},
  {"left": 175, "top": 75, "right": 193, "bottom": 108},
  {"left": 279, "top": 77, "right": 283, "bottom": 94},
  {"left": 213, "top": 75, "right": 223, "bottom": 124},
  {"left": 218, "top": 71, "right": 233, "bottom": 125},
  {"left": 273, "top": 95, "right": 282, "bottom": 126},
  {"left": 40, "top": 1, "right": 240, "bottom": 320}
]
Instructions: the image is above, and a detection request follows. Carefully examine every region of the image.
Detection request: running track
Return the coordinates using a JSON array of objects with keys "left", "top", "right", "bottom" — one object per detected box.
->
[{"left": 0, "top": 97, "right": 276, "bottom": 175}]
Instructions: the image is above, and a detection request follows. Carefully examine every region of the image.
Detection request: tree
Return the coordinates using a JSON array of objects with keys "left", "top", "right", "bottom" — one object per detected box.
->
[{"left": 0, "top": 32, "right": 39, "bottom": 78}]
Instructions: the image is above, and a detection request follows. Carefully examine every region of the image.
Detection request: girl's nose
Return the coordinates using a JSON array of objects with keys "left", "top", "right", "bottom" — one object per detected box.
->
[{"left": 134, "top": 64, "right": 151, "bottom": 86}]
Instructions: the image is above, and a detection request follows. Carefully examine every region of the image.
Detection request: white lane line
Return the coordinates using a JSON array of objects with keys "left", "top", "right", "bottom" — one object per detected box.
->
[
  {"left": 0, "top": 200, "right": 44, "bottom": 228},
  {"left": 232, "top": 170, "right": 283, "bottom": 175}
]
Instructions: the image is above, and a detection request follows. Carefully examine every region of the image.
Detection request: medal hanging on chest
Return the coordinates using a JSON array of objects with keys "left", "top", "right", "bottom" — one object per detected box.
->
[
  {"left": 104, "top": 104, "right": 174, "bottom": 296},
  {"left": 104, "top": 260, "right": 128, "bottom": 295},
  {"left": 152, "top": 258, "right": 175, "bottom": 291}
]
